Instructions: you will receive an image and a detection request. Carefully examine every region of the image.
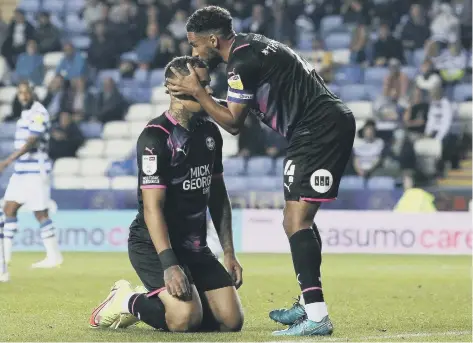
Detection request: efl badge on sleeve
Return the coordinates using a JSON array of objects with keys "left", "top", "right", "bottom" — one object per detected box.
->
[
  {"left": 142, "top": 155, "right": 157, "bottom": 176},
  {"left": 228, "top": 74, "right": 244, "bottom": 90},
  {"left": 33, "top": 114, "right": 44, "bottom": 124}
]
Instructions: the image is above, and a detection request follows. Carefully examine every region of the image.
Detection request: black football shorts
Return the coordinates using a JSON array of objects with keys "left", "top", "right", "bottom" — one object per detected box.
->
[{"left": 283, "top": 106, "right": 355, "bottom": 202}]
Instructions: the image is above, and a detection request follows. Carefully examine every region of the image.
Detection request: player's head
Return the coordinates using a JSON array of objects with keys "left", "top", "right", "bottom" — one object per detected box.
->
[
  {"left": 17, "top": 80, "right": 35, "bottom": 107},
  {"left": 362, "top": 119, "right": 376, "bottom": 141},
  {"left": 186, "top": 6, "right": 234, "bottom": 70},
  {"left": 164, "top": 56, "right": 211, "bottom": 113}
]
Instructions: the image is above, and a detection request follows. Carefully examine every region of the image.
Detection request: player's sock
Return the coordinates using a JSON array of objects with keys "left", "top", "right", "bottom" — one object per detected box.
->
[
  {"left": 3, "top": 216, "right": 18, "bottom": 263},
  {"left": 39, "top": 219, "right": 61, "bottom": 260},
  {"left": 311, "top": 223, "right": 322, "bottom": 251},
  {"left": 0, "top": 213, "right": 7, "bottom": 275},
  {"left": 289, "top": 227, "right": 328, "bottom": 322},
  {"left": 127, "top": 293, "right": 168, "bottom": 330}
]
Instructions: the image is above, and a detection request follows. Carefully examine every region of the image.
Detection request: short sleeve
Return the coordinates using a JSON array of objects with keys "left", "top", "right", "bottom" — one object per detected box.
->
[
  {"left": 28, "top": 112, "right": 47, "bottom": 136},
  {"left": 226, "top": 46, "right": 260, "bottom": 105},
  {"left": 137, "top": 128, "right": 170, "bottom": 189},
  {"left": 212, "top": 126, "right": 223, "bottom": 176}
]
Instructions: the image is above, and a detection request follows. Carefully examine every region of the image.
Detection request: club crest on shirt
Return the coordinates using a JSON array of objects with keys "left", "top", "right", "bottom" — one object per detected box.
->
[
  {"left": 228, "top": 74, "right": 244, "bottom": 90},
  {"left": 142, "top": 155, "right": 157, "bottom": 175},
  {"left": 206, "top": 136, "right": 215, "bottom": 150},
  {"left": 33, "top": 113, "right": 44, "bottom": 124}
]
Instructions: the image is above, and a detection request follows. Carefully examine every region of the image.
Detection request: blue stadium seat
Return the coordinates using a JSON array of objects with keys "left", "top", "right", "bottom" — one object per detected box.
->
[
  {"left": 320, "top": 15, "right": 343, "bottom": 36},
  {"left": 296, "top": 32, "right": 314, "bottom": 51},
  {"left": 120, "top": 51, "right": 138, "bottom": 62},
  {"left": 66, "top": 0, "right": 85, "bottom": 13},
  {"left": 42, "top": 0, "right": 64, "bottom": 15},
  {"left": 324, "top": 32, "right": 351, "bottom": 50},
  {"left": 120, "top": 79, "right": 138, "bottom": 89},
  {"left": 79, "top": 122, "right": 103, "bottom": 139},
  {"left": 50, "top": 14, "right": 64, "bottom": 29},
  {"left": 222, "top": 157, "right": 246, "bottom": 176},
  {"left": 134, "top": 69, "right": 150, "bottom": 87},
  {"left": 275, "top": 157, "right": 285, "bottom": 176},
  {"left": 339, "top": 84, "right": 370, "bottom": 101},
  {"left": 0, "top": 123, "right": 16, "bottom": 140},
  {"left": 65, "top": 15, "right": 87, "bottom": 35},
  {"left": 364, "top": 67, "right": 389, "bottom": 86},
  {"left": 364, "top": 84, "right": 382, "bottom": 101},
  {"left": 413, "top": 49, "right": 425, "bottom": 67},
  {"left": 401, "top": 66, "right": 417, "bottom": 80},
  {"left": 222, "top": 176, "right": 248, "bottom": 192},
  {"left": 0, "top": 165, "right": 14, "bottom": 187},
  {"left": 454, "top": 83, "right": 472, "bottom": 102},
  {"left": 107, "top": 161, "right": 130, "bottom": 177},
  {"left": 247, "top": 156, "right": 273, "bottom": 176},
  {"left": 0, "top": 141, "right": 14, "bottom": 159},
  {"left": 97, "top": 69, "right": 121, "bottom": 86},
  {"left": 246, "top": 176, "right": 279, "bottom": 190},
  {"left": 70, "top": 36, "right": 91, "bottom": 50},
  {"left": 328, "top": 84, "right": 340, "bottom": 97},
  {"left": 334, "top": 65, "right": 364, "bottom": 84},
  {"left": 19, "top": 0, "right": 40, "bottom": 12},
  {"left": 129, "top": 88, "right": 151, "bottom": 103},
  {"left": 339, "top": 176, "right": 364, "bottom": 190},
  {"left": 150, "top": 69, "right": 165, "bottom": 87},
  {"left": 367, "top": 176, "right": 395, "bottom": 190}
]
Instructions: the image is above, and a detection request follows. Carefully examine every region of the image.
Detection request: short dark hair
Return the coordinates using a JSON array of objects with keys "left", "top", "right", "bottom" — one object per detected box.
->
[
  {"left": 164, "top": 56, "right": 207, "bottom": 80},
  {"left": 186, "top": 6, "right": 233, "bottom": 37}
]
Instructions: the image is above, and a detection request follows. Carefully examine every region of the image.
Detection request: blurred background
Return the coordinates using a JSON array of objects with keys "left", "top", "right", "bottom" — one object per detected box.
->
[{"left": 0, "top": 0, "right": 471, "bottom": 216}]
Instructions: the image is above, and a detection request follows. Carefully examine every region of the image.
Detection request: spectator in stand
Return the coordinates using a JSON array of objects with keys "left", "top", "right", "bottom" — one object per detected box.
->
[
  {"left": 230, "top": 1, "right": 250, "bottom": 32},
  {"left": 1, "top": 9, "right": 35, "bottom": 69},
  {"left": 68, "top": 77, "right": 95, "bottom": 122},
  {"left": 243, "top": 4, "right": 267, "bottom": 36},
  {"left": 153, "top": 34, "right": 177, "bottom": 68},
  {"left": 264, "top": 127, "right": 288, "bottom": 158},
  {"left": 137, "top": 4, "right": 162, "bottom": 38},
  {"left": 35, "top": 12, "right": 61, "bottom": 54},
  {"left": 459, "top": 0, "right": 472, "bottom": 49},
  {"left": 178, "top": 40, "right": 192, "bottom": 56},
  {"left": 238, "top": 116, "right": 265, "bottom": 158},
  {"left": 49, "top": 112, "right": 84, "bottom": 161},
  {"left": 373, "top": 22, "right": 406, "bottom": 66},
  {"left": 350, "top": 23, "right": 368, "bottom": 64},
  {"left": 341, "top": 0, "right": 369, "bottom": 24},
  {"left": 415, "top": 59, "right": 442, "bottom": 97},
  {"left": 0, "top": 10, "right": 9, "bottom": 52},
  {"left": 88, "top": 21, "right": 119, "bottom": 71},
  {"left": 14, "top": 40, "right": 44, "bottom": 85},
  {"left": 56, "top": 42, "right": 87, "bottom": 80},
  {"left": 382, "top": 58, "right": 409, "bottom": 105},
  {"left": 266, "top": 3, "right": 296, "bottom": 47},
  {"left": 95, "top": 77, "right": 127, "bottom": 123},
  {"left": 403, "top": 87, "right": 429, "bottom": 136},
  {"left": 430, "top": 3, "right": 459, "bottom": 43},
  {"left": 109, "top": 0, "right": 137, "bottom": 25},
  {"left": 353, "top": 120, "right": 386, "bottom": 179},
  {"left": 42, "top": 75, "right": 65, "bottom": 117},
  {"left": 135, "top": 22, "right": 160, "bottom": 70},
  {"left": 400, "top": 3, "right": 430, "bottom": 52},
  {"left": 168, "top": 10, "right": 188, "bottom": 41},
  {"left": 83, "top": 0, "right": 106, "bottom": 29}
]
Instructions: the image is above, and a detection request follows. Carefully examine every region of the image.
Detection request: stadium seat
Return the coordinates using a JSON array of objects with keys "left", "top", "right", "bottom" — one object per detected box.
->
[
  {"left": 275, "top": 157, "right": 284, "bottom": 176},
  {"left": 107, "top": 159, "right": 134, "bottom": 177},
  {"left": 53, "top": 157, "right": 80, "bottom": 176},
  {"left": 134, "top": 69, "right": 149, "bottom": 86},
  {"left": 49, "top": 14, "right": 64, "bottom": 29},
  {"left": 77, "top": 139, "right": 105, "bottom": 158},
  {"left": 0, "top": 122, "right": 16, "bottom": 140},
  {"left": 221, "top": 136, "right": 239, "bottom": 157},
  {"left": 334, "top": 65, "right": 364, "bottom": 84},
  {"left": 150, "top": 69, "right": 165, "bottom": 87},
  {"left": 82, "top": 176, "right": 110, "bottom": 189},
  {"left": 0, "top": 87, "right": 17, "bottom": 104},
  {"left": 151, "top": 87, "right": 168, "bottom": 104},
  {"left": 413, "top": 48, "right": 425, "bottom": 67},
  {"left": 66, "top": 0, "right": 85, "bottom": 13},
  {"left": 339, "top": 176, "right": 365, "bottom": 190},
  {"left": 364, "top": 84, "right": 383, "bottom": 101},
  {"left": 247, "top": 176, "right": 279, "bottom": 190},
  {"left": 97, "top": 69, "right": 121, "bottom": 86},
  {"left": 355, "top": 120, "right": 366, "bottom": 132},
  {"left": 320, "top": 15, "right": 343, "bottom": 36},
  {"left": 125, "top": 103, "right": 153, "bottom": 121},
  {"left": 34, "top": 86, "right": 47, "bottom": 101},
  {"left": 103, "top": 121, "right": 131, "bottom": 139},
  {"left": 453, "top": 83, "right": 472, "bottom": 102},
  {"left": 120, "top": 51, "right": 138, "bottom": 62},
  {"left": 364, "top": 67, "right": 389, "bottom": 86},
  {"left": 129, "top": 87, "right": 151, "bottom": 103},
  {"left": 222, "top": 157, "right": 246, "bottom": 176},
  {"left": 247, "top": 156, "right": 273, "bottom": 176},
  {"left": 346, "top": 101, "right": 373, "bottom": 120},
  {"left": 324, "top": 32, "right": 351, "bottom": 50},
  {"left": 43, "top": 52, "right": 64, "bottom": 69},
  {"left": 42, "top": 0, "right": 64, "bottom": 14},
  {"left": 0, "top": 141, "right": 14, "bottom": 159},
  {"left": 155, "top": 104, "right": 168, "bottom": 116},
  {"left": 222, "top": 176, "right": 247, "bottom": 192},
  {"left": 401, "top": 66, "right": 417, "bottom": 80},
  {"left": 130, "top": 121, "right": 148, "bottom": 138},
  {"left": 104, "top": 139, "right": 134, "bottom": 159},
  {"left": 79, "top": 158, "right": 110, "bottom": 176},
  {"left": 332, "top": 49, "right": 351, "bottom": 65},
  {"left": 65, "top": 14, "right": 87, "bottom": 35},
  {"left": 53, "top": 176, "right": 83, "bottom": 189},
  {"left": 79, "top": 122, "right": 103, "bottom": 139},
  {"left": 339, "top": 84, "right": 369, "bottom": 101},
  {"left": 0, "top": 104, "right": 12, "bottom": 121},
  {"left": 367, "top": 176, "right": 395, "bottom": 190},
  {"left": 111, "top": 176, "right": 137, "bottom": 190},
  {"left": 70, "top": 36, "right": 91, "bottom": 50},
  {"left": 414, "top": 138, "right": 442, "bottom": 177},
  {"left": 42, "top": 69, "right": 56, "bottom": 86},
  {"left": 458, "top": 102, "right": 472, "bottom": 133},
  {"left": 18, "top": 0, "right": 40, "bottom": 12}
]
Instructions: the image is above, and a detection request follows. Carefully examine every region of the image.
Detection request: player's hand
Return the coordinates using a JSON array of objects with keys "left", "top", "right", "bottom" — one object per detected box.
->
[
  {"left": 224, "top": 253, "right": 243, "bottom": 289},
  {"left": 163, "top": 265, "right": 192, "bottom": 300},
  {"left": 166, "top": 63, "right": 202, "bottom": 98},
  {"left": 0, "top": 160, "right": 10, "bottom": 173}
]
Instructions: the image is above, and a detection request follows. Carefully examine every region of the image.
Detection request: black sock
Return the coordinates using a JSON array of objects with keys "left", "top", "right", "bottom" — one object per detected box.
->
[
  {"left": 311, "top": 223, "right": 322, "bottom": 251},
  {"left": 128, "top": 293, "right": 168, "bottom": 330},
  {"left": 289, "top": 228, "right": 324, "bottom": 304}
]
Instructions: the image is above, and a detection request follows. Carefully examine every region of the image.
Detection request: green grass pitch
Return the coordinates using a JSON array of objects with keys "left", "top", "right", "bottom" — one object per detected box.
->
[{"left": 0, "top": 253, "right": 471, "bottom": 342}]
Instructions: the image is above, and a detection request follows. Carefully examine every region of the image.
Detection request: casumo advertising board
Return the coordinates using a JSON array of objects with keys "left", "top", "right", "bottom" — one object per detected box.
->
[{"left": 241, "top": 210, "right": 472, "bottom": 255}]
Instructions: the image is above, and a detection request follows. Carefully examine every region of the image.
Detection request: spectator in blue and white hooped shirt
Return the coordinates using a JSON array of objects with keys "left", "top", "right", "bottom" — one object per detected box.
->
[
  {"left": 0, "top": 81, "right": 63, "bottom": 282},
  {"left": 353, "top": 120, "right": 386, "bottom": 179}
]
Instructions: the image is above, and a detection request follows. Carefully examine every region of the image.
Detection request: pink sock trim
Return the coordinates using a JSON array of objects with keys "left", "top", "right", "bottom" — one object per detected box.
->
[
  {"left": 146, "top": 287, "right": 166, "bottom": 297},
  {"left": 302, "top": 286, "right": 322, "bottom": 293},
  {"left": 300, "top": 197, "right": 336, "bottom": 203}
]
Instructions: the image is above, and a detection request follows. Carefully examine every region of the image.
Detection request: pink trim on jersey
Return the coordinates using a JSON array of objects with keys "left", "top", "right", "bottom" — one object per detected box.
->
[
  {"left": 145, "top": 124, "right": 170, "bottom": 135},
  {"left": 233, "top": 43, "right": 250, "bottom": 53},
  {"left": 146, "top": 287, "right": 166, "bottom": 297},
  {"left": 165, "top": 111, "right": 178, "bottom": 125},
  {"left": 301, "top": 197, "right": 337, "bottom": 203},
  {"left": 302, "top": 286, "right": 322, "bottom": 293},
  {"left": 212, "top": 173, "right": 223, "bottom": 178},
  {"left": 140, "top": 185, "right": 167, "bottom": 189}
]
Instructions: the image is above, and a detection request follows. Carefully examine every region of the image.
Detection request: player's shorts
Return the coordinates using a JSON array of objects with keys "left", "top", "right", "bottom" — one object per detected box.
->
[
  {"left": 128, "top": 222, "right": 234, "bottom": 294},
  {"left": 284, "top": 105, "right": 356, "bottom": 202},
  {"left": 3, "top": 173, "right": 51, "bottom": 211}
]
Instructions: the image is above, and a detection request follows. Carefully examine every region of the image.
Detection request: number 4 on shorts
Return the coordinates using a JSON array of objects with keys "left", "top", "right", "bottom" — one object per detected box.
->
[{"left": 284, "top": 160, "right": 295, "bottom": 183}]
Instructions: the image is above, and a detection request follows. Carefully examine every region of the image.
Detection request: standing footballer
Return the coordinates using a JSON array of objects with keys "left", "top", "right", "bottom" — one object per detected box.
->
[{"left": 166, "top": 6, "right": 356, "bottom": 336}]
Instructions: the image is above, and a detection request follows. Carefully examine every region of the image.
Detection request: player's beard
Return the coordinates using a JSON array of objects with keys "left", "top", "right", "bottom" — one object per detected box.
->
[{"left": 205, "top": 48, "right": 223, "bottom": 71}]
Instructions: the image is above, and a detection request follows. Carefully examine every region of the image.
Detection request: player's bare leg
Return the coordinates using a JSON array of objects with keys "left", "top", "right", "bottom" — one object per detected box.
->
[
  {"left": 31, "top": 209, "right": 63, "bottom": 268},
  {"left": 272, "top": 200, "right": 333, "bottom": 336},
  {"left": 0, "top": 209, "right": 8, "bottom": 282},
  {"left": 2, "top": 201, "right": 22, "bottom": 265},
  {"left": 202, "top": 286, "right": 244, "bottom": 332}
]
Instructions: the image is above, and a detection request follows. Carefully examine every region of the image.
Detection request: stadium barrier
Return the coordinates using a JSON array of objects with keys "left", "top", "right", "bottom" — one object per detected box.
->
[{"left": 12, "top": 210, "right": 471, "bottom": 255}]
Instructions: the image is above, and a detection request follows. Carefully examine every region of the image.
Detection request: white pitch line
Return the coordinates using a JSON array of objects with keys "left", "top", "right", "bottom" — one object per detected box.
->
[{"left": 320, "top": 330, "right": 471, "bottom": 341}]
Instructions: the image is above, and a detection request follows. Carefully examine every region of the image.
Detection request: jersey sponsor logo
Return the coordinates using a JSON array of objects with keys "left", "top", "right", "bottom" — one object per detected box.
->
[
  {"left": 206, "top": 136, "right": 215, "bottom": 150},
  {"left": 228, "top": 74, "right": 244, "bottom": 90},
  {"left": 142, "top": 175, "right": 160, "bottom": 184},
  {"left": 183, "top": 164, "right": 212, "bottom": 193},
  {"left": 227, "top": 90, "right": 254, "bottom": 100},
  {"left": 142, "top": 155, "right": 157, "bottom": 176},
  {"left": 310, "top": 169, "right": 333, "bottom": 194}
]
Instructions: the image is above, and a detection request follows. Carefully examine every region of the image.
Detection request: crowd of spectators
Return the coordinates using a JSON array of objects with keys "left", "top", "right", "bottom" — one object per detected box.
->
[{"left": 0, "top": 0, "right": 471, "bottom": 187}]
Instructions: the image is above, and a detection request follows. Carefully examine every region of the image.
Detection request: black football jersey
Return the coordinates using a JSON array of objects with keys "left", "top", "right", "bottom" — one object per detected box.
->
[
  {"left": 133, "top": 111, "right": 223, "bottom": 254},
  {"left": 226, "top": 33, "right": 350, "bottom": 139}
]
